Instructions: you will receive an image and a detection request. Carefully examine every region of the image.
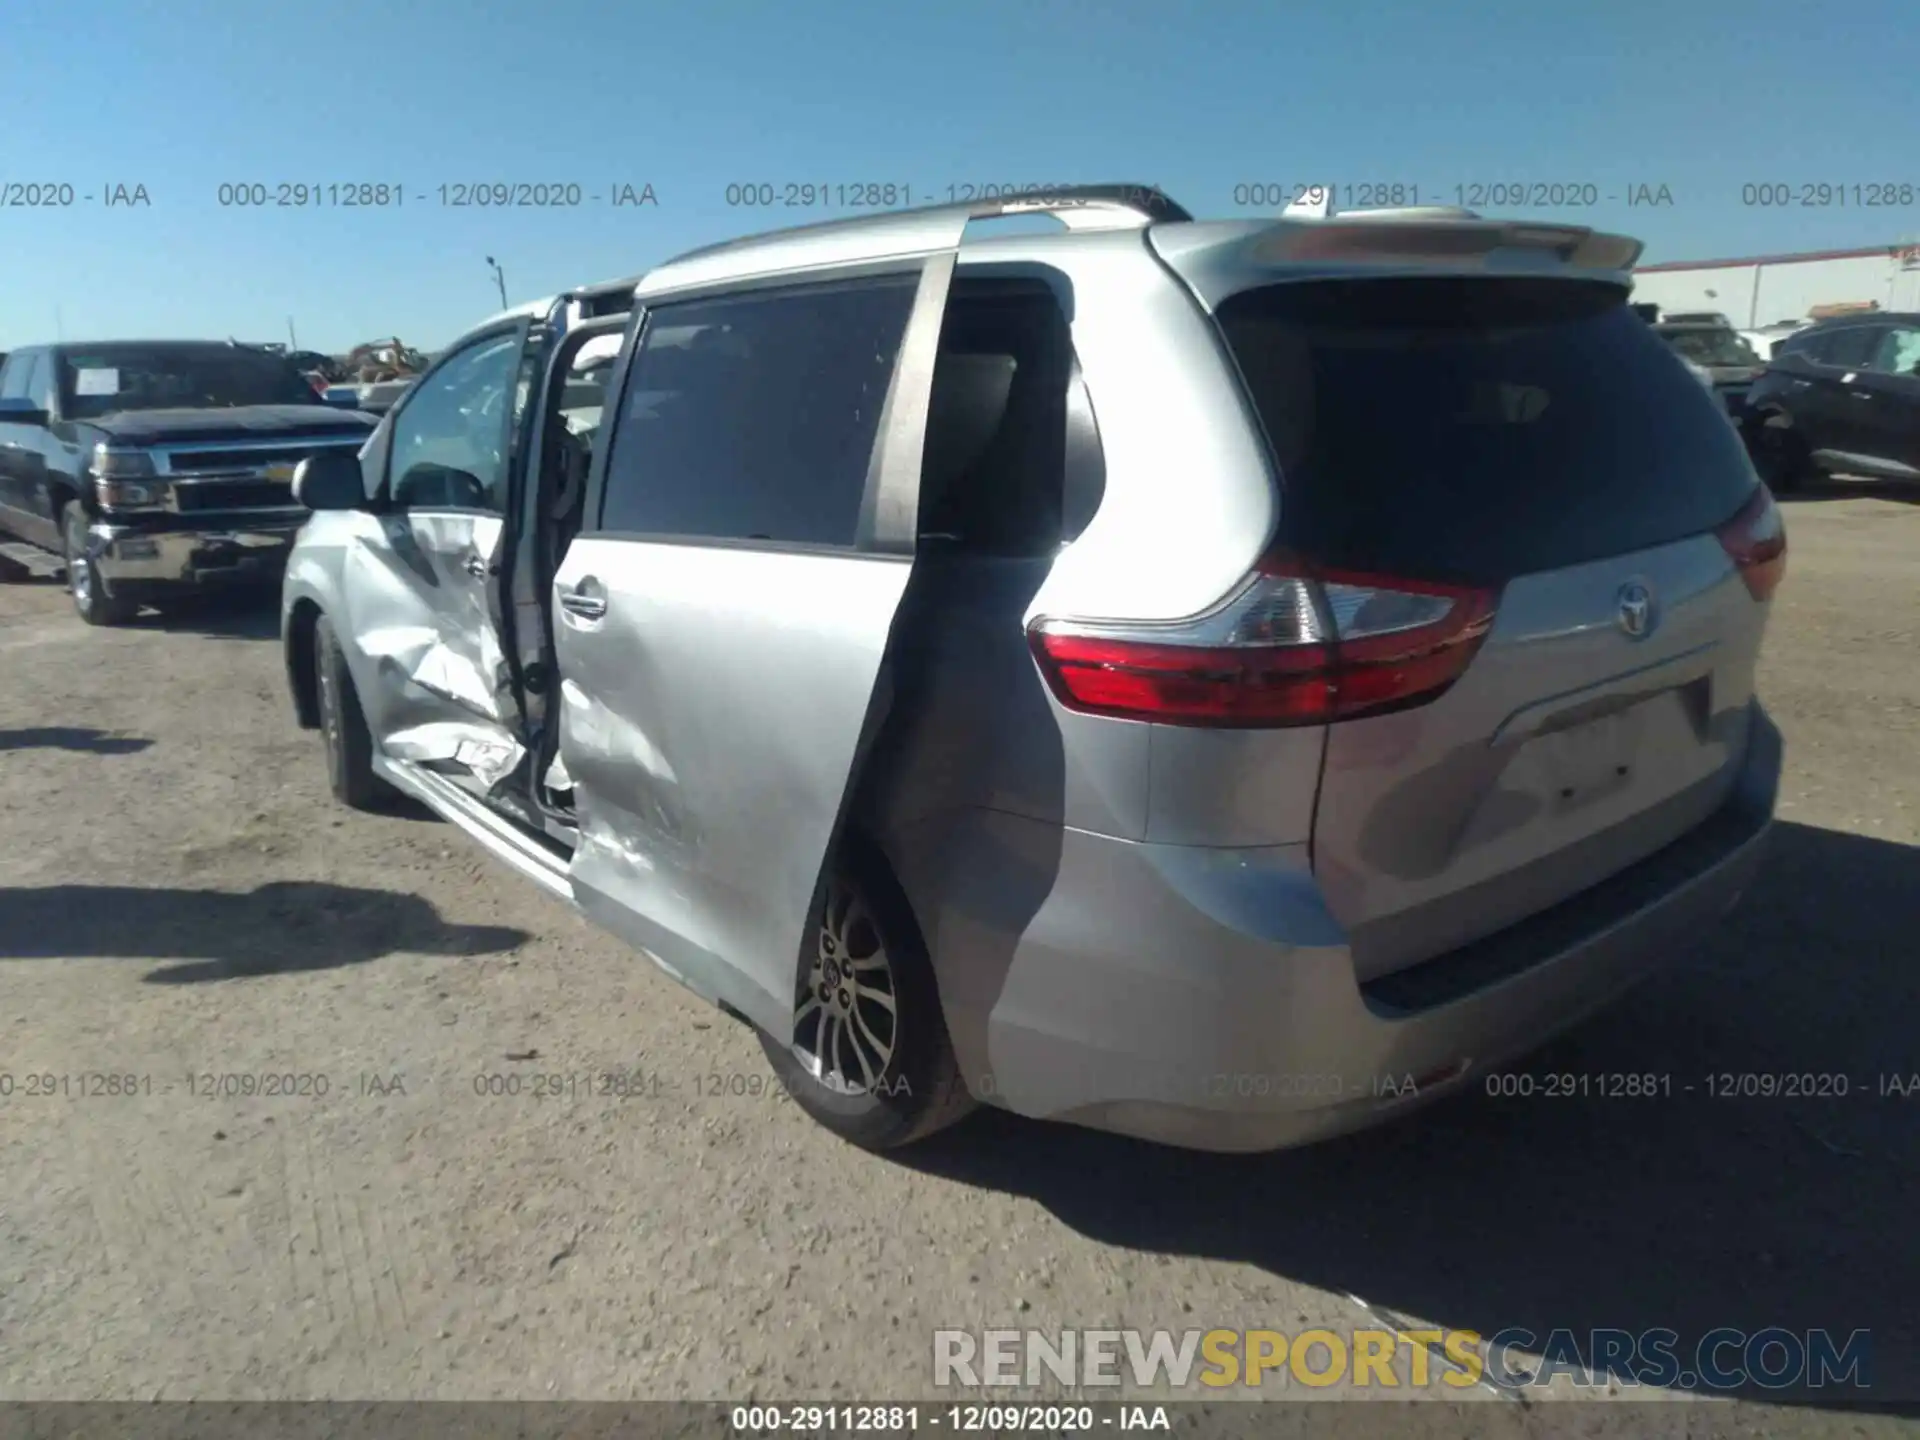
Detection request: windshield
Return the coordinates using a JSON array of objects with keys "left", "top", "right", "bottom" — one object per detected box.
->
[
  {"left": 56, "top": 346, "right": 321, "bottom": 418},
  {"left": 1661, "top": 328, "right": 1761, "bottom": 367}
]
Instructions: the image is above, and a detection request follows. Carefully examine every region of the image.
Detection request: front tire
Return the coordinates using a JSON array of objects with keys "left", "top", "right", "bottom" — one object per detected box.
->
[
  {"left": 62, "top": 502, "right": 137, "bottom": 625},
  {"left": 759, "top": 839, "right": 976, "bottom": 1150},
  {"left": 314, "top": 613, "right": 391, "bottom": 811}
]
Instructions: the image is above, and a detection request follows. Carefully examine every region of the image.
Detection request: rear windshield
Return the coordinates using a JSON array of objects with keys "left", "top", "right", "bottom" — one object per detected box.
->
[
  {"left": 56, "top": 345, "right": 321, "bottom": 419},
  {"left": 1216, "top": 278, "right": 1759, "bottom": 585}
]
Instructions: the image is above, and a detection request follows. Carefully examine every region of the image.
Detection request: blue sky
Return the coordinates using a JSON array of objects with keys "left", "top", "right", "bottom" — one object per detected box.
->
[{"left": 3, "top": 0, "right": 1917, "bottom": 352}]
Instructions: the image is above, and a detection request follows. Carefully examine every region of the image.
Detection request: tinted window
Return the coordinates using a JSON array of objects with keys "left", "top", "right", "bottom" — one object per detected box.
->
[
  {"left": 599, "top": 274, "right": 918, "bottom": 545},
  {"left": 0, "top": 352, "right": 29, "bottom": 400},
  {"left": 1867, "top": 325, "right": 1920, "bottom": 377},
  {"left": 919, "top": 278, "right": 1104, "bottom": 556},
  {"left": 1217, "top": 278, "right": 1759, "bottom": 586},
  {"left": 1813, "top": 326, "right": 1880, "bottom": 368},
  {"left": 55, "top": 345, "right": 319, "bottom": 418},
  {"left": 1660, "top": 327, "right": 1761, "bottom": 367},
  {"left": 24, "top": 353, "right": 56, "bottom": 411},
  {"left": 386, "top": 331, "right": 524, "bottom": 512},
  {"left": 1772, "top": 329, "right": 1817, "bottom": 360}
]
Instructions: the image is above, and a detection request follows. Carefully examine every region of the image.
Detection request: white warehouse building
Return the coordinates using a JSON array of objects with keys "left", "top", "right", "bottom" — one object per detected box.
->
[{"left": 1630, "top": 242, "right": 1920, "bottom": 326}]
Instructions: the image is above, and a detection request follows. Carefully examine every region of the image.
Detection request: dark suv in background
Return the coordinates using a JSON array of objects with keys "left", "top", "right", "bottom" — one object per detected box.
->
[
  {"left": 1742, "top": 312, "right": 1920, "bottom": 493},
  {"left": 0, "top": 340, "right": 377, "bottom": 623}
]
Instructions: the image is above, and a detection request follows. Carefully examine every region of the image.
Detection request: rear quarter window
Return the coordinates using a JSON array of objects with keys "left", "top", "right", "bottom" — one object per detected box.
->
[{"left": 1216, "top": 277, "right": 1759, "bottom": 585}]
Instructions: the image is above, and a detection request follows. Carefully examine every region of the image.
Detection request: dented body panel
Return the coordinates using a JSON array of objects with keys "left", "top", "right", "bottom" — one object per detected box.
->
[
  {"left": 553, "top": 541, "right": 916, "bottom": 1034},
  {"left": 285, "top": 477, "right": 525, "bottom": 794},
  {"left": 549, "top": 248, "right": 961, "bottom": 1036}
]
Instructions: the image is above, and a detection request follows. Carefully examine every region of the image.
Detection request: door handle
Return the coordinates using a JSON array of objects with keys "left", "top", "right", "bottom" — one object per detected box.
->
[
  {"left": 462, "top": 552, "right": 491, "bottom": 578},
  {"left": 558, "top": 582, "right": 608, "bottom": 622}
]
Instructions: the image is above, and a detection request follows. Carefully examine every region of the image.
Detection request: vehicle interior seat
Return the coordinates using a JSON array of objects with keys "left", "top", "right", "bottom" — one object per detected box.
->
[
  {"left": 918, "top": 351, "right": 1018, "bottom": 543},
  {"left": 545, "top": 423, "right": 592, "bottom": 562}
]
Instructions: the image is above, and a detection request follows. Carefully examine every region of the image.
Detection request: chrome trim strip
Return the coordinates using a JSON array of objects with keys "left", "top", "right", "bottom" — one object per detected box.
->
[{"left": 150, "top": 433, "right": 368, "bottom": 477}]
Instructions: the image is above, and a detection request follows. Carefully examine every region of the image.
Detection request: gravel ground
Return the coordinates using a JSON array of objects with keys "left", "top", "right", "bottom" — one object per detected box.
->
[{"left": 1, "top": 485, "right": 1917, "bottom": 1433}]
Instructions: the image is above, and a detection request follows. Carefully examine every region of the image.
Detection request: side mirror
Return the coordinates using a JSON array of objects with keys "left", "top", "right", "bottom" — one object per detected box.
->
[
  {"left": 392, "top": 462, "right": 488, "bottom": 511},
  {"left": 292, "top": 449, "right": 366, "bottom": 511},
  {"left": 0, "top": 397, "right": 50, "bottom": 427}
]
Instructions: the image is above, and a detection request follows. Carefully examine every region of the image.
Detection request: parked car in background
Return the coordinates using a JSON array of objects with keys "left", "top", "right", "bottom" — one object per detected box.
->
[
  {"left": 1742, "top": 312, "right": 1920, "bottom": 492},
  {"left": 1655, "top": 322, "right": 1766, "bottom": 417},
  {"left": 285, "top": 350, "right": 343, "bottom": 392},
  {"left": 1662, "top": 310, "right": 1734, "bottom": 328},
  {"left": 1740, "top": 320, "right": 1813, "bottom": 362},
  {"left": 283, "top": 188, "right": 1781, "bottom": 1155},
  {"left": 321, "top": 377, "right": 415, "bottom": 415},
  {"left": 0, "top": 340, "right": 377, "bottom": 623},
  {"left": 343, "top": 336, "right": 429, "bottom": 381}
]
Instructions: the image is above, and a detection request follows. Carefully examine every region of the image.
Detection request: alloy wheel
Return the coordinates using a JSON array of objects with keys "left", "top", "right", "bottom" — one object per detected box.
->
[
  {"left": 317, "top": 647, "right": 343, "bottom": 786},
  {"left": 794, "top": 873, "right": 899, "bottom": 1095}
]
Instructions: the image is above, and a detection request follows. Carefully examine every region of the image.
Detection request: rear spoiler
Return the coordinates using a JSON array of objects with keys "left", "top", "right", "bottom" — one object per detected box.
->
[{"left": 1249, "top": 216, "right": 1644, "bottom": 273}]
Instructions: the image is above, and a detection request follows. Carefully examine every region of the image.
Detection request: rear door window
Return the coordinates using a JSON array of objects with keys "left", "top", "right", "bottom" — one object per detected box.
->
[
  {"left": 1215, "top": 277, "right": 1758, "bottom": 585},
  {"left": 597, "top": 273, "right": 918, "bottom": 548}
]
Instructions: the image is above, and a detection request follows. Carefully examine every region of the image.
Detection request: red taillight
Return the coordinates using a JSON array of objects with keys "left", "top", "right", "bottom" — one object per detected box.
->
[
  {"left": 1028, "top": 561, "right": 1497, "bottom": 728},
  {"left": 1715, "top": 486, "right": 1786, "bottom": 601}
]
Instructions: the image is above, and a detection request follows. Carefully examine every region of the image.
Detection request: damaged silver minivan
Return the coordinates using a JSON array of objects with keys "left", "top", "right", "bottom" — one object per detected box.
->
[{"left": 283, "top": 186, "right": 1784, "bottom": 1152}]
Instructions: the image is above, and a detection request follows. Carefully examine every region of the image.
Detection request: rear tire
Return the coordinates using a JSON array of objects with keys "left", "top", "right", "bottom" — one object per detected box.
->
[
  {"left": 1746, "top": 416, "right": 1811, "bottom": 496},
  {"left": 61, "top": 502, "right": 137, "bottom": 626},
  {"left": 758, "top": 837, "right": 977, "bottom": 1150},
  {"left": 314, "top": 613, "right": 392, "bottom": 811}
]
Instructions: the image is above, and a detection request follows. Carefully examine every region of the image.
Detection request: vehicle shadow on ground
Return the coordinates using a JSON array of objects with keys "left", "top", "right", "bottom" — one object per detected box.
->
[
  {"left": 134, "top": 593, "right": 281, "bottom": 640},
  {"left": 0, "top": 880, "right": 528, "bottom": 982},
  {"left": 0, "top": 726, "right": 152, "bottom": 755},
  {"left": 0, "top": 564, "right": 60, "bottom": 586},
  {"left": 903, "top": 819, "right": 1920, "bottom": 1411}
]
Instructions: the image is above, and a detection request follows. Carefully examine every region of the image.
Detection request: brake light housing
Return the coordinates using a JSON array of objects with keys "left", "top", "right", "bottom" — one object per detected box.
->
[
  {"left": 1028, "top": 559, "right": 1498, "bottom": 728},
  {"left": 1715, "top": 486, "right": 1787, "bottom": 601}
]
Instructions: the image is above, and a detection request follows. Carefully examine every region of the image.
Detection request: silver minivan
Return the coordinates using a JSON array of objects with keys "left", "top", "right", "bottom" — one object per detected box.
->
[{"left": 283, "top": 186, "right": 1784, "bottom": 1152}]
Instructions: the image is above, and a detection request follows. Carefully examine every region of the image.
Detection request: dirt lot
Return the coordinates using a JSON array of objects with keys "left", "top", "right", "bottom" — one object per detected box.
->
[{"left": 1, "top": 486, "right": 1917, "bottom": 1430}]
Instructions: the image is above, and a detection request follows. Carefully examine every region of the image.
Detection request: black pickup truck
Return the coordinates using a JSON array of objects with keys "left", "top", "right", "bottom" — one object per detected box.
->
[{"left": 0, "top": 340, "right": 378, "bottom": 624}]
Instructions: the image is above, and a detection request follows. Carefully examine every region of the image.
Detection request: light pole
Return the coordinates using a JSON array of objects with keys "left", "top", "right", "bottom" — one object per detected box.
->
[{"left": 485, "top": 256, "right": 508, "bottom": 311}]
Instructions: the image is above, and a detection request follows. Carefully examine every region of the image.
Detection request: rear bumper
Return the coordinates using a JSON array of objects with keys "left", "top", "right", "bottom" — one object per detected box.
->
[
  {"left": 89, "top": 516, "right": 301, "bottom": 596},
  {"left": 929, "top": 703, "right": 1780, "bottom": 1152}
]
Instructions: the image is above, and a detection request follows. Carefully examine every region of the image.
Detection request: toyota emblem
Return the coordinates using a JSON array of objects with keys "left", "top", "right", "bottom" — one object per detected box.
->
[{"left": 1617, "top": 581, "right": 1655, "bottom": 639}]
